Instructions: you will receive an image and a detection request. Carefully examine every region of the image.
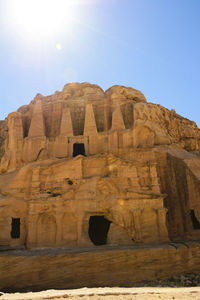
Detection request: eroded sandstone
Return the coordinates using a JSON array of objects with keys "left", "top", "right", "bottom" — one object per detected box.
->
[{"left": 0, "top": 83, "right": 199, "bottom": 287}]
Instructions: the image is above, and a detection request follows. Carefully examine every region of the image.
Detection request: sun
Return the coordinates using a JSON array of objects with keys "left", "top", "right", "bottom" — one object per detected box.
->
[{"left": 7, "top": 0, "right": 79, "bottom": 40}]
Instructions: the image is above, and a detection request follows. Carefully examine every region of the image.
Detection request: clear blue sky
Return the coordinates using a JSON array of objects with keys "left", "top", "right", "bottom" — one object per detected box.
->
[{"left": 0, "top": 0, "right": 199, "bottom": 127}]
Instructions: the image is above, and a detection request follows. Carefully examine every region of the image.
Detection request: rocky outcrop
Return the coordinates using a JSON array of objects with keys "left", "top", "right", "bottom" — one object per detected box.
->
[
  {"left": 133, "top": 102, "right": 200, "bottom": 150},
  {"left": 0, "top": 242, "right": 200, "bottom": 291},
  {"left": 0, "top": 82, "right": 199, "bottom": 174},
  {"left": 0, "top": 82, "right": 199, "bottom": 254},
  {"left": 155, "top": 149, "right": 200, "bottom": 240}
]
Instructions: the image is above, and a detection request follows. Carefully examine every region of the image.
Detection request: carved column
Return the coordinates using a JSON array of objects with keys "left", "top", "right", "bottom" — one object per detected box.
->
[
  {"left": 77, "top": 213, "right": 93, "bottom": 247},
  {"left": 109, "top": 105, "right": 125, "bottom": 152},
  {"left": 111, "top": 105, "right": 125, "bottom": 131},
  {"left": 0, "top": 112, "right": 23, "bottom": 171},
  {"left": 23, "top": 99, "right": 47, "bottom": 163},
  {"left": 55, "top": 213, "right": 64, "bottom": 246},
  {"left": 31, "top": 167, "right": 40, "bottom": 195},
  {"left": 84, "top": 104, "right": 97, "bottom": 136},
  {"left": 26, "top": 214, "right": 38, "bottom": 248},
  {"left": 54, "top": 108, "right": 73, "bottom": 158},
  {"left": 84, "top": 104, "right": 98, "bottom": 155},
  {"left": 60, "top": 108, "right": 73, "bottom": 136},
  {"left": 77, "top": 213, "right": 84, "bottom": 247},
  {"left": 157, "top": 208, "right": 169, "bottom": 241},
  {"left": 28, "top": 100, "right": 45, "bottom": 137},
  {"left": 132, "top": 209, "right": 142, "bottom": 242},
  {"left": 150, "top": 164, "right": 160, "bottom": 192}
]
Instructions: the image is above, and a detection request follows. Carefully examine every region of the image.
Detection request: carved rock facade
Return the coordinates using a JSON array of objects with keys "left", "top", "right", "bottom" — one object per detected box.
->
[{"left": 0, "top": 82, "right": 200, "bottom": 249}]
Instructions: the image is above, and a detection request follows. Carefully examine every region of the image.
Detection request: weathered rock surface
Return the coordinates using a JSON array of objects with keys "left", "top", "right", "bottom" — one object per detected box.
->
[
  {"left": 0, "top": 82, "right": 200, "bottom": 290},
  {"left": 1, "top": 82, "right": 199, "bottom": 174},
  {"left": 0, "top": 120, "right": 7, "bottom": 160},
  {"left": 0, "top": 241, "right": 200, "bottom": 291}
]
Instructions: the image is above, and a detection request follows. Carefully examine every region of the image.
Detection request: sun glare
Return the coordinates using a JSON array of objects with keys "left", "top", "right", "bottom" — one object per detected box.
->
[{"left": 7, "top": 0, "right": 80, "bottom": 40}]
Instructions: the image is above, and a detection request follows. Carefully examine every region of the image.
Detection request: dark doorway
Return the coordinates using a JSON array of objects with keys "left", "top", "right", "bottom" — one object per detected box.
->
[
  {"left": 73, "top": 143, "right": 86, "bottom": 157},
  {"left": 190, "top": 210, "right": 200, "bottom": 230},
  {"left": 89, "top": 216, "right": 111, "bottom": 246},
  {"left": 11, "top": 218, "right": 20, "bottom": 239}
]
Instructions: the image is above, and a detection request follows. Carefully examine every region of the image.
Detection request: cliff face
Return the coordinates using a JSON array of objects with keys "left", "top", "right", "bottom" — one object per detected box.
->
[
  {"left": 0, "top": 82, "right": 199, "bottom": 174},
  {"left": 0, "top": 82, "right": 199, "bottom": 251},
  {"left": 0, "top": 120, "right": 8, "bottom": 160},
  {"left": 1, "top": 242, "right": 200, "bottom": 291}
]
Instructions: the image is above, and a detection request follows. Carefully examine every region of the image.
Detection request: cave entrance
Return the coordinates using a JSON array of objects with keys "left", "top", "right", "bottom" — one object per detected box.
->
[
  {"left": 11, "top": 218, "right": 20, "bottom": 239},
  {"left": 190, "top": 210, "right": 200, "bottom": 230},
  {"left": 89, "top": 216, "right": 111, "bottom": 246},
  {"left": 73, "top": 143, "right": 86, "bottom": 157}
]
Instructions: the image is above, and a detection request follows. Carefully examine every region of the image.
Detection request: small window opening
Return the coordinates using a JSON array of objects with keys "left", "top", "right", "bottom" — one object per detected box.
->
[
  {"left": 73, "top": 143, "right": 86, "bottom": 157},
  {"left": 47, "top": 192, "right": 61, "bottom": 197},
  {"left": 64, "top": 178, "right": 73, "bottom": 185},
  {"left": 89, "top": 216, "right": 111, "bottom": 246},
  {"left": 11, "top": 218, "right": 20, "bottom": 239},
  {"left": 51, "top": 193, "right": 61, "bottom": 197},
  {"left": 190, "top": 210, "right": 200, "bottom": 230}
]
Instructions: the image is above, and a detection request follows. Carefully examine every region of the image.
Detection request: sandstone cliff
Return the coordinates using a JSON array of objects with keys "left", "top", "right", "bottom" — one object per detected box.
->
[
  {"left": 0, "top": 120, "right": 7, "bottom": 160},
  {"left": 0, "top": 82, "right": 199, "bottom": 174},
  {"left": 0, "top": 82, "right": 199, "bottom": 250}
]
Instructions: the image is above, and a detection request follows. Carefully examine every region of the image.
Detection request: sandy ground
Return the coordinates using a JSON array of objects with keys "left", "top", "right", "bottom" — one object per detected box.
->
[{"left": 1, "top": 287, "right": 200, "bottom": 300}]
